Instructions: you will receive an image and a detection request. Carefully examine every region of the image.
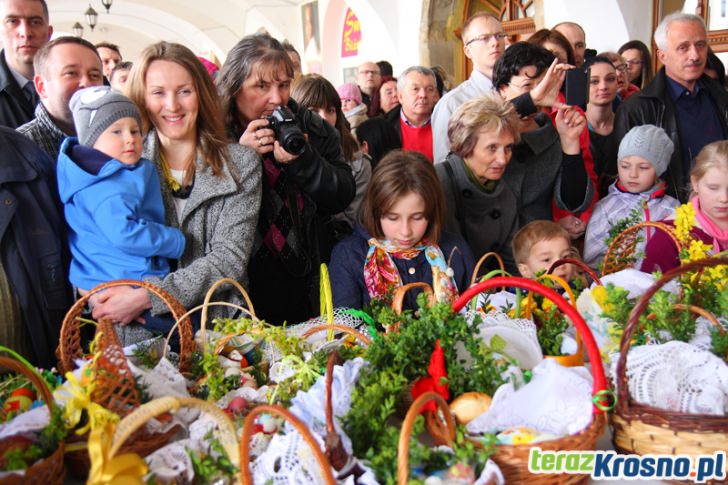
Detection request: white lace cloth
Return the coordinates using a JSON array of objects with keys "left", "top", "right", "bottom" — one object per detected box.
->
[
  {"left": 600, "top": 268, "right": 679, "bottom": 299},
  {"left": 610, "top": 340, "right": 728, "bottom": 415},
  {"left": 250, "top": 429, "right": 379, "bottom": 485},
  {"left": 0, "top": 405, "right": 49, "bottom": 441},
  {"left": 467, "top": 359, "right": 594, "bottom": 437},
  {"left": 144, "top": 413, "right": 231, "bottom": 484},
  {"left": 286, "top": 358, "right": 367, "bottom": 455},
  {"left": 465, "top": 311, "right": 543, "bottom": 370}
]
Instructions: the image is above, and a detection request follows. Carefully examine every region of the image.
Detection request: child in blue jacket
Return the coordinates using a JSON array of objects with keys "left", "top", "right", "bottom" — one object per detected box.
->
[{"left": 57, "top": 86, "right": 185, "bottom": 333}]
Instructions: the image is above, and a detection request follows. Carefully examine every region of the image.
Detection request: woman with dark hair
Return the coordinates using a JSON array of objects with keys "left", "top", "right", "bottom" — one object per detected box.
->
[
  {"left": 90, "top": 41, "right": 262, "bottom": 331},
  {"left": 599, "top": 51, "right": 638, "bottom": 101},
  {"left": 527, "top": 28, "right": 575, "bottom": 66},
  {"left": 216, "top": 33, "right": 355, "bottom": 325},
  {"left": 291, "top": 73, "right": 371, "bottom": 228},
  {"left": 329, "top": 150, "right": 473, "bottom": 310},
  {"left": 368, "top": 75, "right": 398, "bottom": 118},
  {"left": 354, "top": 117, "right": 400, "bottom": 169},
  {"left": 705, "top": 47, "right": 726, "bottom": 88},
  {"left": 618, "top": 40, "right": 653, "bottom": 90},
  {"left": 584, "top": 56, "right": 620, "bottom": 195}
]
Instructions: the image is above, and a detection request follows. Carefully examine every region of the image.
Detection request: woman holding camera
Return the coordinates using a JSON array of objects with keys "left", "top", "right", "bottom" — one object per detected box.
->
[
  {"left": 90, "top": 42, "right": 262, "bottom": 333},
  {"left": 217, "top": 33, "right": 356, "bottom": 325}
]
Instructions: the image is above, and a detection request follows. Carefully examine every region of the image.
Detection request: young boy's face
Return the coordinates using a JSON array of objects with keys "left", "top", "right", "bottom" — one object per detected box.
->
[
  {"left": 518, "top": 237, "right": 572, "bottom": 280},
  {"left": 618, "top": 155, "right": 657, "bottom": 193},
  {"left": 94, "top": 117, "right": 142, "bottom": 165}
]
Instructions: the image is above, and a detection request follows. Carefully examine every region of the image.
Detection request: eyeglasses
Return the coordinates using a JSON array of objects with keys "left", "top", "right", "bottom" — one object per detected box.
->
[
  {"left": 359, "top": 69, "right": 380, "bottom": 76},
  {"left": 465, "top": 32, "right": 508, "bottom": 46},
  {"left": 625, "top": 60, "right": 642, "bottom": 66},
  {"left": 613, "top": 63, "right": 628, "bottom": 73}
]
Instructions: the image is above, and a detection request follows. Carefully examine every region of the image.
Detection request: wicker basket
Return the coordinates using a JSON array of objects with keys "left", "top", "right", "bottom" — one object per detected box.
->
[
  {"left": 471, "top": 252, "right": 507, "bottom": 287},
  {"left": 612, "top": 257, "right": 728, "bottom": 475},
  {"left": 240, "top": 404, "right": 336, "bottom": 485},
  {"left": 548, "top": 257, "right": 603, "bottom": 286},
  {"left": 601, "top": 221, "right": 682, "bottom": 276},
  {"left": 452, "top": 277, "right": 609, "bottom": 484},
  {"left": 300, "top": 324, "right": 372, "bottom": 347},
  {"left": 59, "top": 279, "right": 195, "bottom": 374},
  {"left": 0, "top": 356, "right": 65, "bottom": 485},
  {"left": 397, "top": 391, "right": 456, "bottom": 485},
  {"left": 64, "top": 317, "right": 183, "bottom": 478},
  {"left": 389, "top": 282, "right": 434, "bottom": 333},
  {"left": 101, "top": 396, "right": 239, "bottom": 483}
]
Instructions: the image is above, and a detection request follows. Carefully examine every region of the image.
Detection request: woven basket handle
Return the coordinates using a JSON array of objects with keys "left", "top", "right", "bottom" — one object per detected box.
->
[
  {"left": 59, "top": 279, "right": 194, "bottom": 374},
  {"left": 109, "top": 396, "right": 239, "bottom": 468},
  {"left": 240, "top": 404, "right": 336, "bottom": 485},
  {"left": 601, "top": 221, "right": 681, "bottom": 276},
  {"left": 198, "top": 278, "right": 256, "bottom": 354},
  {"left": 301, "top": 324, "right": 372, "bottom": 346},
  {"left": 0, "top": 356, "right": 53, "bottom": 414},
  {"left": 388, "top": 283, "right": 434, "bottom": 333},
  {"left": 533, "top": 274, "right": 584, "bottom": 364},
  {"left": 165, "top": 301, "right": 255, "bottom": 360},
  {"left": 397, "top": 392, "right": 455, "bottom": 485},
  {"left": 453, "top": 277, "right": 607, "bottom": 411},
  {"left": 471, "top": 252, "right": 505, "bottom": 287},
  {"left": 548, "top": 257, "right": 603, "bottom": 286},
  {"left": 616, "top": 256, "right": 728, "bottom": 415}
]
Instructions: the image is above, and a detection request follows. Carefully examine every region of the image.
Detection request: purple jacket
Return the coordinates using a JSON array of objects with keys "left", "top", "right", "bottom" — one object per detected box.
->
[{"left": 641, "top": 221, "right": 712, "bottom": 273}]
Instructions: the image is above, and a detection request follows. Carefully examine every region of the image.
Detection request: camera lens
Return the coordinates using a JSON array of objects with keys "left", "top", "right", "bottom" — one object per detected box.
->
[
  {"left": 281, "top": 131, "right": 306, "bottom": 155},
  {"left": 277, "top": 123, "right": 306, "bottom": 155}
]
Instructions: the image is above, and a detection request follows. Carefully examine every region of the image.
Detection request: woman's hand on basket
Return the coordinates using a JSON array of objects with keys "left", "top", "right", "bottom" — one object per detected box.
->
[{"left": 91, "top": 286, "right": 152, "bottom": 325}]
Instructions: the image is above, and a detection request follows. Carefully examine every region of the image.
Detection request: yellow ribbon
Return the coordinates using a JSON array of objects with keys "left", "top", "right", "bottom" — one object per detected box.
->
[
  {"left": 88, "top": 422, "right": 148, "bottom": 485},
  {"left": 58, "top": 372, "right": 119, "bottom": 435},
  {"left": 320, "top": 263, "right": 334, "bottom": 341}
]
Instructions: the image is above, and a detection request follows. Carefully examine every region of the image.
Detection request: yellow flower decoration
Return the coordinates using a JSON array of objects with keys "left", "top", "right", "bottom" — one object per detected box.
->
[
  {"left": 57, "top": 371, "right": 119, "bottom": 435},
  {"left": 591, "top": 286, "right": 608, "bottom": 308},
  {"left": 674, "top": 202, "right": 696, "bottom": 244},
  {"left": 685, "top": 239, "right": 713, "bottom": 262}
]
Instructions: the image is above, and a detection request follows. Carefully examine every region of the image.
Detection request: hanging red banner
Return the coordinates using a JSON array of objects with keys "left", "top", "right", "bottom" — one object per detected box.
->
[{"left": 341, "top": 7, "right": 361, "bottom": 57}]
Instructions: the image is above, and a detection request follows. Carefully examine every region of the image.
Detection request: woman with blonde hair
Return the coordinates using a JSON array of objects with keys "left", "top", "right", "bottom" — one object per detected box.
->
[{"left": 90, "top": 41, "right": 262, "bottom": 332}]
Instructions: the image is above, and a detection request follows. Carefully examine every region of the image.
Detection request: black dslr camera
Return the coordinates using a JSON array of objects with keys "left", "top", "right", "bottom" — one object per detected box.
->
[{"left": 262, "top": 106, "right": 307, "bottom": 155}]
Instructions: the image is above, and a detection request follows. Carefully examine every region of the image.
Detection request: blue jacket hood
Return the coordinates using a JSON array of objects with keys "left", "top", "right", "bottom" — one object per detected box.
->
[{"left": 57, "top": 136, "right": 142, "bottom": 204}]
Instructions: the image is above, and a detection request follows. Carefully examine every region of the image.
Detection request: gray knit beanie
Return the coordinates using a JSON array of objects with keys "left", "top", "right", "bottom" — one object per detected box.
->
[
  {"left": 617, "top": 124, "right": 674, "bottom": 177},
  {"left": 70, "top": 86, "right": 142, "bottom": 147}
]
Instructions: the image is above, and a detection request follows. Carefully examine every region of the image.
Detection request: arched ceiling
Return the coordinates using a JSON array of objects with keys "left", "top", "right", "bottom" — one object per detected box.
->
[{"left": 48, "top": 0, "right": 310, "bottom": 63}]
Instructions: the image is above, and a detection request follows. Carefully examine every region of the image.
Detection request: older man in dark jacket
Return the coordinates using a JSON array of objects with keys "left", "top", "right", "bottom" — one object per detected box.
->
[
  {"left": 614, "top": 12, "right": 728, "bottom": 201},
  {"left": 0, "top": 127, "right": 73, "bottom": 367}
]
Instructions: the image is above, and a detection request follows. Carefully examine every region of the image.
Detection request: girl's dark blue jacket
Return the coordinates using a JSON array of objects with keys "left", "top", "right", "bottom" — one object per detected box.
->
[{"left": 329, "top": 225, "right": 475, "bottom": 311}]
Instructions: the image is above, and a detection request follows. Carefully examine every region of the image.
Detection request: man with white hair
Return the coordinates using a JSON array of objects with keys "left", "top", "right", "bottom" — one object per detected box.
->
[
  {"left": 386, "top": 65, "right": 439, "bottom": 161},
  {"left": 614, "top": 11, "right": 728, "bottom": 201}
]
